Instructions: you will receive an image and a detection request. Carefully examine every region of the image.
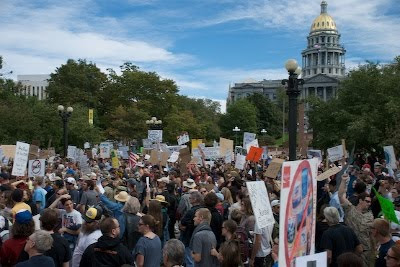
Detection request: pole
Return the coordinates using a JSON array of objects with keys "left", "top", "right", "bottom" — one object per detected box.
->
[
  {"left": 63, "top": 117, "right": 68, "bottom": 158},
  {"left": 286, "top": 72, "right": 302, "bottom": 161}
]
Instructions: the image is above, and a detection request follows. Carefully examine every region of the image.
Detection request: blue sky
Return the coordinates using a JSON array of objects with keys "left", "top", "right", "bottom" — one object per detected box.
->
[{"left": 1, "top": 0, "right": 399, "bottom": 112}]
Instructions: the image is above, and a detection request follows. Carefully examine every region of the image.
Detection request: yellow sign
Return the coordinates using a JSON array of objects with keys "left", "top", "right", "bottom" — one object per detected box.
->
[
  {"left": 191, "top": 139, "right": 203, "bottom": 151},
  {"left": 111, "top": 150, "right": 119, "bottom": 168},
  {"left": 88, "top": 109, "right": 94, "bottom": 125}
]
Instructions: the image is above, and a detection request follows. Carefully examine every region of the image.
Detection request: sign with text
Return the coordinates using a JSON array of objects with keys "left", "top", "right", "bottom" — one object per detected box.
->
[
  {"left": 295, "top": 252, "right": 327, "bottom": 267},
  {"left": 307, "top": 149, "right": 322, "bottom": 163},
  {"left": 168, "top": 151, "right": 180, "bottom": 163},
  {"left": 177, "top": 132, "right": 190, "bottom": 145},
  {"left": 224, "top": 149, "right": 233, "bottom": 164},
  {"left": 28, "top": 159, "right": 45, "bottom": 177},
  {"left": 384, "top": 145, "right": 397, "bottom": 170},
  {"left": 235, "top": 154, "right": 246, "bottom": 170},
  {"left": 261, "top": 146, "right": 269, "bottom": 160},
  {"left": 246, "top": 146, "right": 263, "bottom": 162},
  {"left": 12, "top": 142, "right": 30, "bottom": 176},
  {"left": 246, "top": 181, "right": 275, "bottom": 228},
  {"left": 264, "top": 158, "right": 285, "bottom": 179},
  {"left": 67, "top": 145, "right": 77, "bottom": 160},
  {"left": 327, "top": 145, "right": 344, "bottom": 162},
  {"left": 243, "top": 132, "right": 256, "bottom": 148},
  {"left": 246, "top": 139, "right": 259, "bottom": 152},
  {"left": 142, "top": 139, "right": 152, "bottom": 149},
  {"left": 279, "top": 159, "right": 318, "bottom": 267},
  {"left": 99, "top": 142, "right": 111, "bottom": 158},
  {"left": 148, "top": 130, "right": 163, "bottom": 143},
  {"left": 219, "top": 138, "right": 234, "bottom": 157}
]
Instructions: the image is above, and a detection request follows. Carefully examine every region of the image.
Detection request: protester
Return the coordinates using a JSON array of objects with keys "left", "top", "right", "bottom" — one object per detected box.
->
[
  {"left": 16, "top": 230, "right": 55, "bottom": 267},
  {"left": 79, "top": 217, "right": 134, "bottom": 266},
  {"left": 134, "top": 214, "right": 162, "bottom": 267},
  {"left": 336, "top": 252, "right": 364, "bottom": 267},
  {"left": 372, "top": 218, "right": 395, "bottom": 267},
  {"left": 385, "top": 242, "right": 400, "bottom": 267},
  {"left": 77, "top": 178, "right": 98, "bottom": 213},
  {"left": 203, "top": 192, "right": 223, "bottom": 247},
  {"left": 122, "top": 195, "right": 142, "bottom": 250},
  {"left": 33, "top": 177, "right": 47, "bottom": 213},
  {"left": 163, "top": 239, "right": 185, "bottom": 267}
]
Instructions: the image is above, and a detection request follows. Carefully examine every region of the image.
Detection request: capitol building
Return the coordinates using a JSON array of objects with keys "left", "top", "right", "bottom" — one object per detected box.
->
[{"left": 227, "top": 0, "right": 346, "bottom": 104}]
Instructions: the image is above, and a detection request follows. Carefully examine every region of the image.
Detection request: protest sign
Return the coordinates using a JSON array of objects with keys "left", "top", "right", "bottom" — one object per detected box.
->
[
  {"left": 177, "top": 132, "right": 190, "bottom": 145},
  {"left": 307, "top": 149, "right": 322, "bottom": 163},
  {"left": 261, "top": 146, "right": 269, "bottom": 160},
  {"left": 219, "top": 138, "right": 233, "bottom": 157},
  {"left": 111, "top": 150, "right": 120, "bottom": 168},
  {"left": 384, "top": 146, "right": 397, "bottom": 170},
  {"left": 12, "top": 142, "right": 30, "bottom": 176},
  {"left": 327, "top": 145, "right": 344, "bottom": 162},
  {"left": 0, "top": 147, "right": 3, "bottom": 162},
  {"left": 67, "top": 146, "right": 77, "bottom": 160},
  {"left": 28, "top": 159, "right": 45, "bottom": 177},
  {"left": 235, "top": 154, "right": 246, "bottom": 170},
  {"left": 373, "top": 188, "right": 399, "bottom": 224},
  {"left": 235, "top": 146, "right": 247, "bottom": 156},
  {"left": 224, "top": 149, "right": 233, "bottom": 164},
  {"left": 246, "top": 139, "right": 259, "bottom": 152},
  {"left": 148, "top": 130, "right": 163, "bottom": 143},
  {"left": 203, "top": 147, "right": 220, "bottom": 160},
  {"left": 142, "top": 139, "right": 152, "bottom": 149},
  {"left": 191, "top": 139, "right": 203, "bottom": 151},
  {"left": 316, "top": 166, "right": 341, "bottom": 181},
  {"left": 246, "top": 181, "right": 275, "bottom": 228},
  {"left": 1, "top": 145, "right": 16, "bottom": 158},
  {"left": 168, "top": 151, "right": 180, "bottom": 163},
  {"left": 118, "top": 146, "right": 130, "bottom": 160},
  {"left": 264, "top": 158, "right": 285, "bottom": 179},
  {"left": 279, "top": 158, "right": 318, "bottom": 267},
  {"left": 99, "top": 142, "right": 111, "bottom": 158},
  {"left": 29, "top": 145, "right": 40, "bottom": 160},
  {"left": 295, "top": 252, "right": 327, "bottom": 267},
  {"left": 243, "top": 132, "right": 256, "bottom": 149},
  {"left": 246, "top": 146, "right": 263, "bottom": 162}
]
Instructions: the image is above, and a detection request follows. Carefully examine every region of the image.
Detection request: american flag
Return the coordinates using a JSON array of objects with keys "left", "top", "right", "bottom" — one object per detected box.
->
[{"left": 129, "top": 152, "right": 139, "bottom": 168}]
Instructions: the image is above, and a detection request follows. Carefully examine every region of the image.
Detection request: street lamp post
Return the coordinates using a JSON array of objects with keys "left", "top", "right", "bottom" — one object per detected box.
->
[
  {"left": 146, "top": 117, "right": 163, "bottom": 130},
  {"left": 57, "top": 105, "right": 73, "bottom": 158},
  {"left": 261, "top": 128, "right": 267, "bottom": 145},
  {"left": 282, "top": 59, "right": 304, "bottom": 161},
  {"left": 232, "top": 126, "right": 241, "bottom": 147}
]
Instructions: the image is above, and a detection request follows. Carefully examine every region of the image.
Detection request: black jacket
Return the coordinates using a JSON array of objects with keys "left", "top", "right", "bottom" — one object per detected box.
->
[
  {"left": 79, "top": 235, "right": 134, "bottom": 267},
  {"left": 208, "top": 207, "right": 223, "bottom": 247},
  {"left": 180, "top": 204, "right": 202, "bottom": 246}
]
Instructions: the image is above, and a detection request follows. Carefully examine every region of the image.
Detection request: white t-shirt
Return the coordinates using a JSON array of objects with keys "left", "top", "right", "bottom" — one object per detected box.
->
[
  {"left": 254, "top": 222, "right": 274, "bottom": 257},
  {"left": 71, "top": 229, "right": 102, "bottom": 267},
  {"left": 60, "top": 209, "right": 82, "bottom": 230}
]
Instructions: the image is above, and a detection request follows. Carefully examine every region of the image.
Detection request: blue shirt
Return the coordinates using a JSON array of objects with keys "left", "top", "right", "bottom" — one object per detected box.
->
[
  {"left": 99, "top": 194, "right": 125, "bottom": 238},
  {"left": 33, "top": 187, "right": 47, "bottom": 212}
]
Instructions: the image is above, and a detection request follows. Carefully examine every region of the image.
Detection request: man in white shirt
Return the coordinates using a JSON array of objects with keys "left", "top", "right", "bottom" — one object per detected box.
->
[{"left": 250, "top": 222, "right": 274, "bottom": 267}]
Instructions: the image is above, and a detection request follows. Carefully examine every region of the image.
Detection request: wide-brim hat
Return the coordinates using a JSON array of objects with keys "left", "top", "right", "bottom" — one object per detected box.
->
[
  {"left": 114, "top": 191, "right": 130, "bottom": 202},
  {"left": 157, "top": 177, "right": 170, "bottom": 184},
  {"left": 183, "top": 178, "right": 196, "bottom": 189},
  {"left": 151, "top": 194, "right": 169, "bottom": 205}
]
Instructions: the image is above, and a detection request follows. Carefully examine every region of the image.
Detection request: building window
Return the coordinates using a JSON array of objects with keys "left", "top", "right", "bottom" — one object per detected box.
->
[
  {"left": 321, "top": 36, "right": 325, "bottom": 42},
  {"left": 317, "top": 87, "right": 324, "bottom": 98},
  {"left": 327, "top": 36, "right": 330, "bottom": 43},
  {"left": 313, "top": 69, "right": 317, "bottom": 74},
  {"left": 307, "top": 69, "right": 310, "bottom": 75},
  {"left": 335, "top": 68, "right": 338, "bottom": 74},
  {"left": 317, "top": 22, "right": 320, "bottom": 27},
  {"left": 273, "top": 94, "right": 277, "bottom": 100},
  {"left": 322, "top": 22, "right": 324, "bottom": 26},
  {"left": 321, "top": 68, "right": 324, "bottom": 73},
  {"left": 329, "top": 68, "right": 332, "bottom": 73},
  {"left": 327, "top": 22, "right": 329, "bottom": 26}
]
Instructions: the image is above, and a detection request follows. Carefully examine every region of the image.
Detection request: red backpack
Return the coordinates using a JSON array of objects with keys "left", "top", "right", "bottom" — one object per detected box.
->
[{"left": 235, "top": 226, "right": 250, "bottom": 263}]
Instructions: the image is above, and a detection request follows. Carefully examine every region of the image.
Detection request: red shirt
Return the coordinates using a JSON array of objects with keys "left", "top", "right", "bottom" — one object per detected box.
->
[{"left": 0, "top": 237, "right": 28, "bottom": 266}]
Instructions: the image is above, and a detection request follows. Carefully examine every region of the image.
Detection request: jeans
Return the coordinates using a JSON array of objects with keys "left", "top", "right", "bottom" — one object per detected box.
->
[{"left": 184, "top": 247, "right": 194, "bottom": 267}]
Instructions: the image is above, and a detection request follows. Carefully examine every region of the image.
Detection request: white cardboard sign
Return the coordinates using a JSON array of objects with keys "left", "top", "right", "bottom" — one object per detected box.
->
[
  {"left": 235, "top": 154, "right": 246, "bottom": 170},
  {"left": 246, "top": 181, "right": 275, "bottom": 229},
  {"left": 177, "top": 133, "right": 190, "bottom": 145},
  {"left": 243, "top": 132, "right": 256, "bottom": 148},
  {"left": 295, "top": 251, "right": 327, "bottom": 267},
  {"left": 99, "top": 142, "right": 111, "bottom": 158},
  {"left": 384, "top": 145, "right": 397, "bottom": 170},
  {"left": 12, "top": 141, "right": 30, "bottom": 176},
  {"left": 28, "top": 159, "right": 46, "bottom": 177},
  {"left": 327, "top": 145, "right": 344, "bottom": 162},
  {"left": 148, "top": 130, "right": 163, "bottom": 143},
  {"left": 167, "top": 151, "right": 180, "bottom": 163}
]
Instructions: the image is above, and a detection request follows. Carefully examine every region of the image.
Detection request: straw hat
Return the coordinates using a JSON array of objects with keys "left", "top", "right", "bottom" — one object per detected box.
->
[
  {"left": 114, "top": 191, "right": 130, "bottom": 202},
  {"left": 151, "top": 195, "right": 169, "bottom": 204}
]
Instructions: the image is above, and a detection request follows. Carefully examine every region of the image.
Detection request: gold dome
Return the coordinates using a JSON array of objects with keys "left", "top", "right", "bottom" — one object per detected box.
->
[{"left": 310, "top": 1, "right": 337, "bottom": 33}]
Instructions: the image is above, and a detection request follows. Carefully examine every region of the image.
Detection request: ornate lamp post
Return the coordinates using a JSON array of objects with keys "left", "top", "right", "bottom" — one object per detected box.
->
[
  {"left": 146, "top": 117, "right": 162, "bottom": 130},
  {"left": 232, "top": 126, "right": 241, "bottom": 147},
  {"left": 57, "top": 105, "right": 73, "bottom": 158},
  {"left": 282, "top": 59, "right": 304, "bottom": 161}
]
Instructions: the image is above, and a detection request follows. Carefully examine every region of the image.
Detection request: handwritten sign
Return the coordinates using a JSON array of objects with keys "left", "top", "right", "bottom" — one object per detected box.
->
[
  {"left": 12, "top": 141, "right": 30, "bottom": 176},
  {"left": 219, "top": 138, "right": 234, "bottom": 157},
  {"left": 295, "top": 252, "right": 327, "bottom": 267},
  {"left": 99, "top": 142, "right": 111, "bottom": 158},
  {"left": 246, "top": 181, "right": 275, "bottom": 228},
  {"left": 168, "top": 151, "right": 180, "bottom": 163},
  {"left": 67, "top": 145, "right": 77, "bottom": 160},
  {"left": 177, "top": 132, "right": 190, "bottom": 145},
  {"left": 28, "top": 159, "right": 45, "bottom": 177},
  {"left": 245, "top": 139, "right": 259, "bottom": 152},
  {"left": 243, "top": 132, "right": 256, "bottom": 148},
  {"left": 148, "top": 130, "right": 163, "bottom": 143},
  {"left": 327, "top": 145, "right": 344, "bottom": 162},
  {"left": 235, "top": 154, "right": 246, "bottom": 170},
  {"left": 264, "top": 158, "right": 285, "bottom": 178},
  {"left": 224, "top": 149, "right": 233, "bottom": 164}
]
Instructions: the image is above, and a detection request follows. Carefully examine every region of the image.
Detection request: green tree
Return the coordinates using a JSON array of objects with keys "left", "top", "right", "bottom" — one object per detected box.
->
[
  {"left": 308, "top": 56, "right": 400, "bottom": 152},
  {"left": 219, "top": 99, "right": 258, "bottom": 141}
]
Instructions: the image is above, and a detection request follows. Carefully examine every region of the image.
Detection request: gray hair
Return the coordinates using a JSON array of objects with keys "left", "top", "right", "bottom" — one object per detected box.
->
[
  {"left": 31, "top": 230, "right": 53, "bottom": 253},
  {"left": 163, "top": 239, "right": 185, "bottom": 266},
  {"left": 324, "top": 207, "right": 340, "bottom": 225},
  {"left": 189, "top": 191, "right": 203, "bottom": 205},
  {"left": 122, "top": 196, "right": 140, "bottom": 214}
]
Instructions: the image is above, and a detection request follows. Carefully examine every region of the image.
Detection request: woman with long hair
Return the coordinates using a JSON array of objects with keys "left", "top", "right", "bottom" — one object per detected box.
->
[
  {"left": 148, "top": 200, "right": 163, "bottom": 238},
  {"left": 240, "top": 197, "right": 255, "bottom": 234},
  {"left": 134, "top": 215, "right": 162, "bottom": 267},
  {"left": 122, "top": 196, "right": 143, "bottom": 250},
  {"left": 23, "top": 189, "right": 38, "bottom": 216},
  {"left": 221, "top": 187, "right": 233, "bottom": 220},
  {"left": 219, "top": 240, "right": 243, "bottom": 267}
]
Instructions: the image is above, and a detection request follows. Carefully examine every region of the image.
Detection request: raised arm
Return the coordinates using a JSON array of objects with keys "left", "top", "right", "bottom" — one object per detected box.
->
[{"left": 338, "top": 173, "right": 351, "bottom": 206}]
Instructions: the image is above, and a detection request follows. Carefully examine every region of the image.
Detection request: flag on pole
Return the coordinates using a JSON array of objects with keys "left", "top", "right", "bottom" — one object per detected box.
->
[{"left": 129, "top": 152, "right": 139, "bottom": 168}]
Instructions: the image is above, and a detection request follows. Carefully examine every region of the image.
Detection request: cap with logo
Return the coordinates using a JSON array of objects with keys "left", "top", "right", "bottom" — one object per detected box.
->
[{"left": 82, "top": 206, "right": 103, "bottom": 223}]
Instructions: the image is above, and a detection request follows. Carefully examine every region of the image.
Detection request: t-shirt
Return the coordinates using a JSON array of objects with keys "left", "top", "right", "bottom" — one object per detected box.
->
[
  {"left": 11, "top": 202, "right": 32, "bottom": 217},
  {"left": 47, "top": 233, "right": 71, "bottom": 267},
  {"left": 60, "top": 209, "right": 82, "bottom": 244},
  {"left": 68, "top": 189, "right": 80, "bottom": 206},
  {"left": 16, "top": 255, "right": 55, "bottom": 267},
  {"left": 72, "top": 230, "right": 102, "bottom": 267},
  {"left": 33, "top": 187, "right": 47, "bottom": 212},
  {"left": 0, "top": 237, "right": 27, "bottom": 266},
  {"left": 191, "top": 228, "right": 219, "bottom": 267},
  {"left": 134, "top": 235, "right": 162, "bottom": 267},
  {"left": 254, "top": 222, "right": 274, "bottom": 257},
  {"left": 376, "top": 239, "right": 395, "bottom": 267},
  {"left": 320, "top": 224, "right": 361, "bottom": 267},
  {"left": 79, "top": 190, "right": 99, "bottom": 210}
]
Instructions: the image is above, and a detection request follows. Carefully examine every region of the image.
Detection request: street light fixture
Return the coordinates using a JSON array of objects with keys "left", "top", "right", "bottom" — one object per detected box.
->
[
  {"left": 146, "top": 116, "right": 163, "bottom": 130},
  {"left": 282, "top": 59, "right": 304, "bottom": 161},
  {"left": 232, "top": 126, "right": 241, "bottom": 147},
  {"left": 57, "top": 105, "right": 73, "bottom": 158},
  {"left": 261, "top": 129, "right": 267, "bottom": 134}
]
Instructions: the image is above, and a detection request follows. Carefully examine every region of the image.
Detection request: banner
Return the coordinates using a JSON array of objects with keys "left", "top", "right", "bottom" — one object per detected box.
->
[
  {"left": 384, "top": 146, "right": 397, "bottom": 170},
  {"left": 219, "top": 138, "right": 234, "bottom": 157},
  {"left": 99, "top": 142, "right": 111, "bottom": 158},
  {"left": 243, "top": 132, "right": 256, "bottom": 148},
  {"left": 88, "top": 108, "right": 94, "bottom": 125},
  {"left": 148, "top": 130, "right": 163, "bottom": 143},
  {"left": 177, "top": 132, "right": 190, "bottom": 145},
  {"left": 279, "top": 158, "right": 318, "bottom": 267},
  {"left": 246, "top": 181, "right": 275, "bottom": 228},
  {"left": 11, "top": 141, "right": 30, "bottom": 176},
  {"left": 327, "top": 145, "right": 344, "bottom": 162},
  {"left": 28, "top": 159, "right": 46, "bottom": 177}
]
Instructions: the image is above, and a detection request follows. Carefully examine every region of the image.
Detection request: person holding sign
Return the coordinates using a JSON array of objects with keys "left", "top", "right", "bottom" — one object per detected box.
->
[{"left": 338, "top": 173, "right": 374, "bottom": 267}]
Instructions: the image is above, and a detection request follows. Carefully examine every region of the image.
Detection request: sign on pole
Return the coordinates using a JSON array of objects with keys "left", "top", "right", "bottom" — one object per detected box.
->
[
  {"left": 384, "top": 145, "right": 397, "bottom": 170},
  {"left": 12, "top": 141, "right": 30, "bottom": 176},
  {"left": 28, "top": 159, "right": 46, "bottom": 177},
  {"left": 327, "top": 145, "right": 344, "bottom": 162},
  {"left": 148, "top": 130, "right": 163, "bottom": 143},
  {"left": 177, "top": 132, "right": 190, "bottom": 145},
  {"left": 279, "top": 158, "right": 318, "bottom": 267},
  {"left": 246, "top": 181, "right": 275, "bottom": 228},
  {"left": 243, "top": 132, "right": 256, "bottom": 148}
]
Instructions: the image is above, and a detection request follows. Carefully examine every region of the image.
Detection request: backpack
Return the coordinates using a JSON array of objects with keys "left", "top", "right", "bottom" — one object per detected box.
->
[{"left": 235, "top": 226, "right": 250, "bottom": 263}]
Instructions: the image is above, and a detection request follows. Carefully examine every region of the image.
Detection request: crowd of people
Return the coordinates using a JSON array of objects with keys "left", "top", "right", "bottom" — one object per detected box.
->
[{"left": 0, "top": 151, "right": 399, "bottom": 267}]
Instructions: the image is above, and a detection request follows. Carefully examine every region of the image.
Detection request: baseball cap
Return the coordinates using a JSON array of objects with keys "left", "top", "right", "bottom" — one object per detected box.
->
[
  {"left": 271, "top": 200, "right": 280, "bottom": 207},
  {"left": 15, "top": 209, "right": 33, "bottom": 224},
  {"left": 66, "top": 177, "right": 76, "bottom": 185},
  {"left": 374, "top": 162, "right": 382, "bottom": 167},
  {"left": 82, "top": 206, "right": 103, "bottom": 223}
]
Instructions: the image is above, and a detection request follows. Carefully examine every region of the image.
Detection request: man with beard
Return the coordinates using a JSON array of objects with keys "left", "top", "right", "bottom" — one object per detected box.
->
[{"left": 71, "top": 206, "right": 103, "bottom": 267}]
